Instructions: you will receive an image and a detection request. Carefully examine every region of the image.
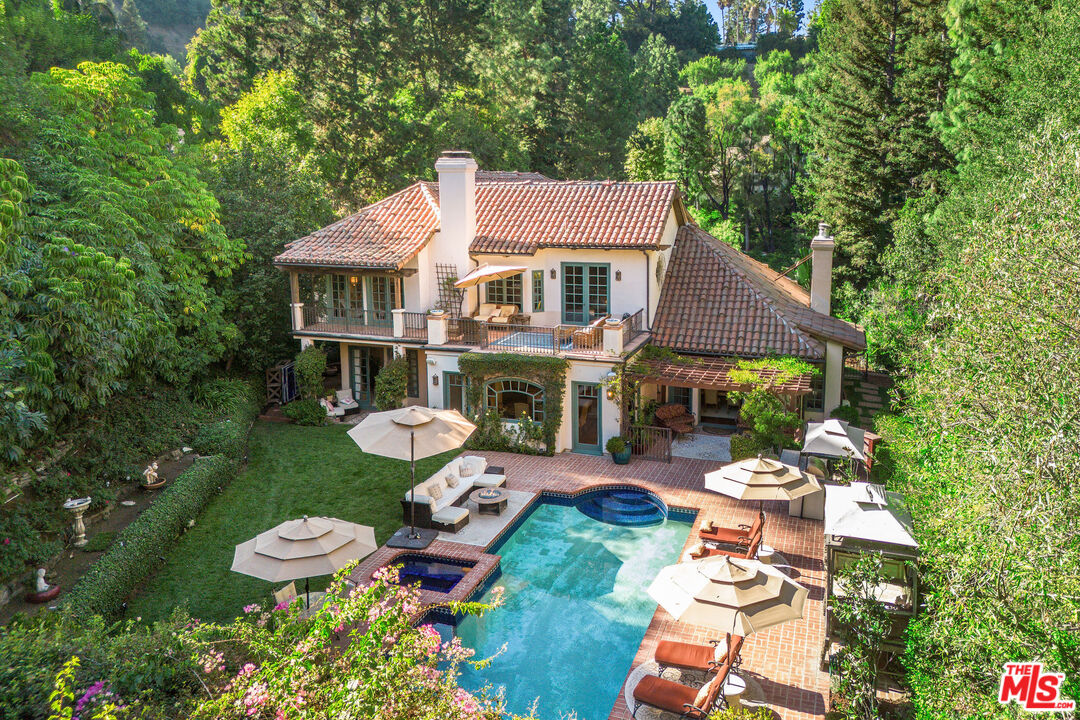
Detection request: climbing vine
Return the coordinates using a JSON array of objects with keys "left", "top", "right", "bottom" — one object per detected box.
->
[
  {"left": 726, "top": 357, "right": 819, "bottom": 388},
  {"left": 457, "top": 353, "right": 568, "bottom": 455}
]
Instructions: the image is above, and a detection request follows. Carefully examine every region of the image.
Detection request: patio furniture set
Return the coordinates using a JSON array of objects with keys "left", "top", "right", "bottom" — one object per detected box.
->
[{"left": 399, "top": 454, "right": 507, "bottom": 533}]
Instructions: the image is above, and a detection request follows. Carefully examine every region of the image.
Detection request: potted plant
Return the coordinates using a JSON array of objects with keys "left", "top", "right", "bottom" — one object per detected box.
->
[{"left": 606, "top": 435, "right": 631, "bottom": 465}]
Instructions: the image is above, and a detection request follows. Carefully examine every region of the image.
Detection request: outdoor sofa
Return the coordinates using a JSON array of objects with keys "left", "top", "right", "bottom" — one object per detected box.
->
[{"left": 400, "top": 455, "right": 505, "bottom": 531}]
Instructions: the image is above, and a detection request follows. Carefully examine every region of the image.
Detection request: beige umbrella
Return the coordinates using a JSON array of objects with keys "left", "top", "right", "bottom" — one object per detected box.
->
[
  {"left": 803, "top": 418, "right": 866, "bottom": 461},
  {"left": 648, "top": 555, "right": 808, "bottom": 637},
  {"left": 453, "top": 264, "right": 528, "bottom": 289},
  {"left": 347, "top": 406, "right": 476, "bottom": 547},
  {"left": 705, "top": 454, "right": 820, "bottom": 503},
  {"left": 232, "top": 516, "right": 377, "bottom": 605}
]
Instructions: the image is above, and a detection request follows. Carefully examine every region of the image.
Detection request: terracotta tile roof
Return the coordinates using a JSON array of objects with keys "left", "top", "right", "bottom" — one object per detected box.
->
[
  {"left": 274, "top": 174, "right": 675, "bottom": 269},
  {"left": 651, "top": 225, "right": 866, "bottom": 360},
  {"left": 626, "top": 355, "right": 814, "bottom": 393},
  {"left": 471, "top": 180, "right": 678, "bottom": 254},
  {"left": 273, "top": 183, "right": 439, "bottom": 270}
]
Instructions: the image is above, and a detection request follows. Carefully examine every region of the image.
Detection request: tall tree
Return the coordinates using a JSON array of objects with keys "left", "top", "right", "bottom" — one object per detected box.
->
[
  {"left": 799, "top": 0, "right": 952, "bottom": 304},
  {"left": 632, "top": 33, "right": 680, "bottom": 120}
]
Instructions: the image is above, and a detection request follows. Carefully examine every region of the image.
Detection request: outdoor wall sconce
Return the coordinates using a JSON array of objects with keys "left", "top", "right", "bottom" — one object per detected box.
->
[
  {"left": 550, "top": 268, "right": 556, "bottom": 279},
  {"left": 432, "top": 375, "right": 439, "bottom": 386},
  {"left": 615, "top": 270, "right": 622, "bottom": 281},
  {"left": 604, "top": 369, "right": 618, "bottom": 400}
]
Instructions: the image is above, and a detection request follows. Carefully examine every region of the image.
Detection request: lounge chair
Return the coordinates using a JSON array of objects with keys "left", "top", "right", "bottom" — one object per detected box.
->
[
  {"left": 487, "top": 304, "right": 519, "bottom": 324},
  {"left": 655, "top": 634, "right": 744, "bottom": 674},
  {"left": 320, "top": 398, "right": 344, "bottom": 418},
  {"left": 571, "top": 315, "right": 608, "bottom": 349},
  {"left": 632, "top": 656, "right": 731, "bottom": 718},
  {"left": 273, "top": 581, "right": 298, "bottom": 606},
  {"left": 335, "top": 389, "right": 359, "bottom": 412},
  {"left": 474, "top": 303, "right": 502, "bottom": 323},
  {"left": 688, "top": 531, "right": 762, "bottom": 561},
  {"left": 700, "top": 512, "right": 765, "bottom": 546}
]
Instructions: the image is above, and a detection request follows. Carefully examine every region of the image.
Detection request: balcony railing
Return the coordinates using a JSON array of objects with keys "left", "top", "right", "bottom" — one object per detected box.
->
[
  {"left": 622, "top": 308, "right": 645, "bottom": 346},
  {"left": 300, "top": 305, "right": 394, "bottom": 336},
  {"left": 402, "top": 311, "right": 428, "bottom": 339}
]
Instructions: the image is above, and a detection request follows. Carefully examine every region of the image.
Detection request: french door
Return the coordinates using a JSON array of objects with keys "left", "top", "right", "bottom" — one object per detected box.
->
[
  {"left": 367, "top": 276, "right": 397, "bottom": 326},
  {"left": 561, "top": 263, "right": 610, "bottom": 324},
  {"left": 572, "top": 382, "right": 602, "bottom": 455},
  {"left": 350, "top": 346, "right": 385, "bottom": 409}
]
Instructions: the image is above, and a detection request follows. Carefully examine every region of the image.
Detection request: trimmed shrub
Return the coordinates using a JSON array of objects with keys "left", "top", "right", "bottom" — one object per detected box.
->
[
  {"left": 65, "top": 455, "right": 236, "bottom": 618},
  {"left": 829, "top": 404, "right": 863, "bottom": 426},
  {"left": 192, "top": 419, "right": 245, "bottom": 456},
  {"left": 729, "top": 432, "right": 772, "bottom": 461},
  {"left": 281, "top": 398, "right": 326, "bottom": 426},
  {"left": 374, "top": 356, "right": 409, "bottom": 410},
  {"left": 605, "top": 436, "right": 627, "bottom": 454},
  {"left": 294, "top": 345, "right": 327, "bottom": 400}
]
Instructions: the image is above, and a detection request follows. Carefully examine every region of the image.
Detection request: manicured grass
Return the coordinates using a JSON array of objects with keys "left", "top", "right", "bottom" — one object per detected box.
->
[{"left": 126, "top": 421, "right": 458, "bottom": 624}]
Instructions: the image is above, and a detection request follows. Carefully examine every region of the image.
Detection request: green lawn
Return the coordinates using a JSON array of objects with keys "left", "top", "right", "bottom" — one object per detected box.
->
[{"left": 126, "top": 421, "right": 458, "bottom": 624}]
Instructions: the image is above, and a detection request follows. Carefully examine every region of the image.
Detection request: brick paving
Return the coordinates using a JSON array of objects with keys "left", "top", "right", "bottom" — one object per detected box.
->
[{"left": 351, "top": 451, "right": 829, "bottom": 720}]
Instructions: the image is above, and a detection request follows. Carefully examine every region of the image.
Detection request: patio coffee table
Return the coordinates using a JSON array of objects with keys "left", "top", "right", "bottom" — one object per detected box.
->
[{"left": 470, "top": 488, "right": 508, "bottom": 516}]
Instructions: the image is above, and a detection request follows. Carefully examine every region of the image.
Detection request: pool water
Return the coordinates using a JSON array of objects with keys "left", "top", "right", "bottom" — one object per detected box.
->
[
  {"left": 394, "top": 554, "right": 473, "bottom": 593},
  {"left": 450, "top": 496, "right": 693, "bottom": 720}
]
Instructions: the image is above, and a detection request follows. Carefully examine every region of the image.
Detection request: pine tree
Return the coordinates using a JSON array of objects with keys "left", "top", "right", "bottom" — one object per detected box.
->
[
  {"left": 632, "top": 33, "right": 680, "bottom": 121},
  {"left": 800, "top": 0, "right": 951, "bottom": 299}
]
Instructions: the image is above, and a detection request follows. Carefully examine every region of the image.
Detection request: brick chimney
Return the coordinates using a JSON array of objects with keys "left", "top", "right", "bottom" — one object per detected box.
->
[
  {"left": 810, "top": 222, "right": 835, "bottom": 315},
  {"left": 434, "top": 150, "right": 477, "bottom": 254}
]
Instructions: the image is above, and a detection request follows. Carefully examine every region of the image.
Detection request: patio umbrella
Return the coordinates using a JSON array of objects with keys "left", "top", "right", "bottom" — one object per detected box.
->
[
  {"left": 232, "top": 516, "right": 377, "bottom": 607},
  {"left": 705, "top": 454, "right": 820, "bottom": 504},
  {"left": 453, "top": 264, "right": 527, "bottom": 289},
  {"left": 803, "top": 419, "right": 866, "bottom": 461},
  {"left": 347, "top": 406, "right": 476, "bottom": 548},
  {"left": 648, "top": 555, "right": 808, "bottom": 637}
]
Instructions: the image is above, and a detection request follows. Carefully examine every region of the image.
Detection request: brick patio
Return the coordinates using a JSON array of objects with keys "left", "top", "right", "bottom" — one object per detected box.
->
[{"left": 350, "top": 451, "right": 829, "bottom": 720}]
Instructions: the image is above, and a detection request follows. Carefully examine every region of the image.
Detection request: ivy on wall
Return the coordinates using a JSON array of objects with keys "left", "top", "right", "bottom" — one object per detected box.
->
[{"left": 457, "top": 353, "right": 569, "bottom": 455}]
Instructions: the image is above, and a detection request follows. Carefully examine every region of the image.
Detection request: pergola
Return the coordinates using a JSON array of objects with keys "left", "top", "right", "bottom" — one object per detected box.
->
[{"left": 625, "top": 355, "right": 814, "bottom": 395}]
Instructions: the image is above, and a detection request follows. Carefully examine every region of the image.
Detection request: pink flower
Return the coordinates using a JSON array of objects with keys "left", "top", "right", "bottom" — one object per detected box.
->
[
  {"left": 274, "top": 600, "right": 290, "bottom": 611},
  {"left": 243, "top": 603, "right": 259, "bottom": 614},
  {"left": 2, "top": 538, "right": 10, "bottom": 545},
  {"left": 417, "top": 624, "right": 441, "bottom": 654},
  {"left": 243, "top": 682, "right": 269, "bottom": 716}
]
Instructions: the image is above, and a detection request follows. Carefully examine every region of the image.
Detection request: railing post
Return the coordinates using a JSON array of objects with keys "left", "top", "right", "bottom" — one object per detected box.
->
[
  {"left": 291, "top": 302, "right": 304, "bottom": 330},
  {"left": 428, "top": 312, "right": 449, "bottom": 345},
  {"left": 603, "top": 319, "right": 624, "bottom": 355},
  {"left": 392, "top": 308, "right": 405, "bottom": 338}
]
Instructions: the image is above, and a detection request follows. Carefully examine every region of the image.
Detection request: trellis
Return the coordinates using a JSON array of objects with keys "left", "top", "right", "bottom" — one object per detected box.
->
[{"left": 435, "top": 263, "right": 464, "bottom": 316}]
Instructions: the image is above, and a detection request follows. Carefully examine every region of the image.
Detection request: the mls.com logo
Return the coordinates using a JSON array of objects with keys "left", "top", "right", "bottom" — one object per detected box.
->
[{"left": 999, "top": 663, "right": 1076, "bottom": 712}]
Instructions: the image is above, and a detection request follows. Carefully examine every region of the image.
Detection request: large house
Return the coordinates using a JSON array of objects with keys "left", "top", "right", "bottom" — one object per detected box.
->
[{"left": 273, "top": 150, "right": 865, "bottom": 454}]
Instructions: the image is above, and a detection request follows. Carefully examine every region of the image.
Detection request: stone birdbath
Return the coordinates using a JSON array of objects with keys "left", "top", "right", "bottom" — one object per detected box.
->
[{"left": 63, "top": 496, "right": 92, "bottom": 547}]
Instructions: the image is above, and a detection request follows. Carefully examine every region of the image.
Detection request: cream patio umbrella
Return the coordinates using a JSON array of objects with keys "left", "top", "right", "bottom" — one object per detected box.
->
[
  {"left": 232, "top": 516, "right": 377, "bottom": 607},
  {"left": 452, "top": 264, "right": 528, "bottom": 289},
  {"left": 648, "top": 554, "right": 808, "bottom": 638},
  {"left": 347, "top": 406, "right": 476, "bottom": 548},
  {"left": 704, "top": 455, "right": 820, "bottom": 545}
]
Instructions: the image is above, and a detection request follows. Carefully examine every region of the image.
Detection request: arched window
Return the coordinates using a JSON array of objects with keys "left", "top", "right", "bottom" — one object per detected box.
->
[{"left": 485, "top": 378, "right": 545, "bottom": 422}]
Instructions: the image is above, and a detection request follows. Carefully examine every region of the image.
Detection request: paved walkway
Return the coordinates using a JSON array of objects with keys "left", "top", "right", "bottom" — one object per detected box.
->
[
  {"left": 671, "top": 430, "right": 732, "bottom": 462},
  {"left": 351, "top": 452, "right": 828, "bottom": 720}
]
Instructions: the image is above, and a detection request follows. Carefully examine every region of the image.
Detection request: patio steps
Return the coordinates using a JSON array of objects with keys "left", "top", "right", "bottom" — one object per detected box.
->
[{"left": 576, "top": 489, "right": 667, "bottom": 527}]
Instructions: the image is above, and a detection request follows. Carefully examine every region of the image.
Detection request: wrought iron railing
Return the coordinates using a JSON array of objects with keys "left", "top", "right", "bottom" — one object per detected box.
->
[
  {"left": 447, "top": 317, "right": 483, "bottom": 345},
  {"left": 299, "top": 305, "right": 394, "bottom": 336},
  {"left": 402, "top": 312, "right": 428, "bottom": 340},
  {"left": 622, "top": 308, "right": 645, "bottom": 345},
  {"left": 481, "top": 323, "right": 562, "bottom": 355},
  {"left": 623, "top": 424, "right": 672, "bottom": 463}
]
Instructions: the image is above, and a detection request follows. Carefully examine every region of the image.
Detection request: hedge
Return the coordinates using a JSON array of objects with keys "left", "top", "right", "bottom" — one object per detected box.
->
[
  {"left": 65, "top": 380, "right": 260, "bottom": 618},
  {"left": 64, "top": 455, "right": 237, "bottom": 618}
]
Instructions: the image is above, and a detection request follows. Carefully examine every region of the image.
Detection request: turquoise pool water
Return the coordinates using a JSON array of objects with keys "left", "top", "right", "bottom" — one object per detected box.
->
[{"left": 450, "top": 496, "right": 693, "bottom": 720}]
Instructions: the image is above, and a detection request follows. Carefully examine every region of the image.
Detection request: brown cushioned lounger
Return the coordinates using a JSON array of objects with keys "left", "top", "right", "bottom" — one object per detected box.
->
[
  {"left": 700, "top": 512, "right": 765, "bottom": 546},
  {"left": 655, "top": 634, "right": 744, "bottom": 673},
  {"left": 633, "top": 658, "right": 731, "bottom": 718},
  {"left": 690, "top": 532, "right": 762, "bottom": 561}
]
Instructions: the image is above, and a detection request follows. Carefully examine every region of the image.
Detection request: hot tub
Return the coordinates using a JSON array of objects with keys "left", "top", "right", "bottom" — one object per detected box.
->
[{"left": 387, "top": 554, "right": 474, "bottom": 593}]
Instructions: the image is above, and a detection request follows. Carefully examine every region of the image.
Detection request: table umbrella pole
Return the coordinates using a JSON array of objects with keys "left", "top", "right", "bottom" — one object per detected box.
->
[
  {"left": 306, "top": 577, "right": 310, "bottom": 609},
  {"left": 409, "top": 430, "right": 417, "bottom": 538}
]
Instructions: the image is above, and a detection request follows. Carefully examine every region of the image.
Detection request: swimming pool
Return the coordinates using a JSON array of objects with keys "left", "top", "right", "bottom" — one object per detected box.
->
[{"left": 445, "top": 490, "right": 693, "bottom": 720}]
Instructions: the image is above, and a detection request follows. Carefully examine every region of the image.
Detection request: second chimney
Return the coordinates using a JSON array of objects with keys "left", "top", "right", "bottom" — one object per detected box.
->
[
  {"left": 809, "top": 222, "right": 835, "bottom": 315},
  {"left": 435, "top": 150, "right": 478, "bottom": 255}
]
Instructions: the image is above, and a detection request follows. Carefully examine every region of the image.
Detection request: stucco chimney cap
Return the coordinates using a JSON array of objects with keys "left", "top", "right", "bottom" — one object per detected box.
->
[{"left": 811, "top": 221, "right": 835, "bottom": 249}]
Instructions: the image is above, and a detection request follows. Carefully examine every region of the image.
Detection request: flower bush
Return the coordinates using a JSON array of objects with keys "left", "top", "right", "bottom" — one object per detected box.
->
[{"left": 184, "top": 563, "right": 509, "bottom": 720}]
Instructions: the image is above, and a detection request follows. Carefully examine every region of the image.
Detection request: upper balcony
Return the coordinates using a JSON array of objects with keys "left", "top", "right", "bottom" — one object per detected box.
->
[{"left": 291, "top": 302, "right": 648, "bottom": 358}]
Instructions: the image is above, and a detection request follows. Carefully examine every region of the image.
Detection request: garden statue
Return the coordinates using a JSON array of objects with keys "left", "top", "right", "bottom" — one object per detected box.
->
[
  {"left": 142, "top": 461, "right": 159, "bottom": 486},
  {"left": 25, "top": 567, "right": 60, "bottom": 603}
]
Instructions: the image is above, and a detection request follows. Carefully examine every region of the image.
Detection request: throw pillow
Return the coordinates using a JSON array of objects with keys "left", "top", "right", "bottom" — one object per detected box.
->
[
  {"left": 428, "top": 483, "right": 443, "bottom": 501},
  {"left": 459, "top": 461, "right": 478, "bottom": 478},
  {"left": 446, "top": 474, "right": 460, "bottom": 488},
  {"left": 693, "top": 677, "right": 713, "bottom": 709}
]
